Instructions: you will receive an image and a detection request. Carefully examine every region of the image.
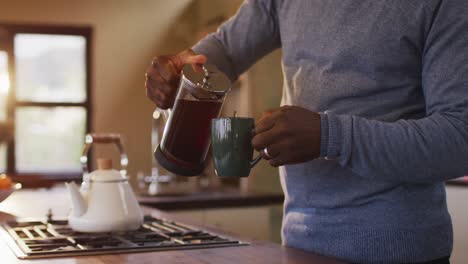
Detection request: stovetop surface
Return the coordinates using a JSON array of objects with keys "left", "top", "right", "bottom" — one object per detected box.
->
[{"left": 0, "top": 215, "right": 247, "bottom": 259}]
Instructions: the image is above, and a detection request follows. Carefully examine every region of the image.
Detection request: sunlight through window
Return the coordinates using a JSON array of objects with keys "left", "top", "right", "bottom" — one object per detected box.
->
[{"left": 0, "top": 52, "right": 9, "bottom": 95}]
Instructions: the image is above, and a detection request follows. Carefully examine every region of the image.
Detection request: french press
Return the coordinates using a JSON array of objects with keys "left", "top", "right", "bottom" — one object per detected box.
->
[{"left": 154, "top": 64, "right": 231, "bottom": 176}]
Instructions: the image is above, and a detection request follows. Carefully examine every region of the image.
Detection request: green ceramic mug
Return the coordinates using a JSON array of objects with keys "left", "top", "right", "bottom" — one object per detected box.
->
[{"left": 211, "top": 117, "right": 262, "bottom": 177}]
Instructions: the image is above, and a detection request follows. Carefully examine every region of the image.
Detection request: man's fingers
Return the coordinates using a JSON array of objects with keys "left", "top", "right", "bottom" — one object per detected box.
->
[
  {"left": 145, "top": 64, "right": 177, "bottom": 105},
  {"left": 264, "top": 141, "right": 290, "bottom": 160},
  {"left": 252, "top": 129, "right": 279, "bottom": 151},
  {"left": 146, "top": 87, "right": 162, "bottom": 107},
  {"left": 254, "top": 110, "right": 282, "bottom": 134},
  {"left": 151, "top": 56, "right": 179, "bottom": 85},
  {"left": 260, "top": 107, "right": 281, "bottom": 120},
  {"left": 269, "top": 158, "right": 285, "bottom": 167},
  {"left": 184, "top": 54, "right": 207, "bottom": 65},
  {"left": 256, "top": 108, "right": 280, "bottom": 125},
  {"left": 146, "top": 68, "right": 174, "bottom": 95},
  {"left": 267, "top": 144, "right": 291, "bottom": 167},
  {"left": 259, "top": 150, "right": 272, "bottom": 160},
  {"left": 146, "top": 50, "right": 206, "bottom": 108},
  {"left": 268, "top": 142, "right": 311, "bottom": 167},
  {"left": 151, "top": 88, "right": 167, "bottom": 104},
  {"left": 145, "top": 80, "right": 172, "bottom": 109},
  {"left": 184, "top": 54, "right": 207, "bottom": 72},
  {"left": 145, "top": 78, "right": 168, "bottom": 101},
  {"left": 178, "top": 50, "right": 206, "bottom": 62},
  {"left": 252, "top": 109, "right": 287, "bottom": 154},
  {"left": 153, "top": 96, "right": 171, "bottom": 109},
  {"left": 171, "top": 50, "right": 207, "bottom": 72},
  {"left": 254, "top": 136, "right": 295, "bottom": 166}
]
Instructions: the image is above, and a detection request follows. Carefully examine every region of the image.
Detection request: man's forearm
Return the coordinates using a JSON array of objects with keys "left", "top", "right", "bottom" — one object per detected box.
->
[
  {"left": 322, "top": 112, "right": 468, "bottom": 183},
  {"left": 193, "top": 0, "right": 281, "bottom": 82},
  {"left": 193, "top": 35, "right": 238, "bottom": 82}
]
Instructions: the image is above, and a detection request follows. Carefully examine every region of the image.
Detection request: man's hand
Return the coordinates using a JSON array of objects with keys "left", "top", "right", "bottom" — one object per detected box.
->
[
  {"left": 252, "top": 106, "right": 321, "bottom": 167},
  {"left": 145, "top": 49, "right": 207, "bottom": 109}
]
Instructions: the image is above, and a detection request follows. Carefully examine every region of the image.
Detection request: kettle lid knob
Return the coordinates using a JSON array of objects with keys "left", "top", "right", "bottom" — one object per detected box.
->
[{"left": 97, "top": 158, "right": 113, "bottom": 170}]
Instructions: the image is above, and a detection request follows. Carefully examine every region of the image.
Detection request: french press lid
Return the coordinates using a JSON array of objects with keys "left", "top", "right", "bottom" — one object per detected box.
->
[{"left": 181, "top": 63, "right": 232, "bottom": 100}]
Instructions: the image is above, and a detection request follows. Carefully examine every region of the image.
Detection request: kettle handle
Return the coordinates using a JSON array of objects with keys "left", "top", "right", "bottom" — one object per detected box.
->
[{"left": 81, "top": 133, "right": 128, "bottom": 180}]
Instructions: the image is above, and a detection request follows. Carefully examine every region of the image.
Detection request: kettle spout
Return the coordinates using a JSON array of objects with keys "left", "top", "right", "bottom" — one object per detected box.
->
[{"left": 66, "top": 181, "right": 87, "bottom": 217}]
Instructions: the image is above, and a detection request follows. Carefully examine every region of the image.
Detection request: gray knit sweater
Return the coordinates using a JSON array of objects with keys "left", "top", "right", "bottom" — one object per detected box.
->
[{"left": 193, "top": 1, "right": 468, "bottom": 263}]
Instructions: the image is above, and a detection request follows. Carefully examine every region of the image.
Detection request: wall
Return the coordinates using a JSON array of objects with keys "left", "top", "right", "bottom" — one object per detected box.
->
[
  {"left": 0, "top": 0, "right": 195, "bottom": 178},
  {"left": 170, "top": 205, "right": 283, "bottom": 243}
]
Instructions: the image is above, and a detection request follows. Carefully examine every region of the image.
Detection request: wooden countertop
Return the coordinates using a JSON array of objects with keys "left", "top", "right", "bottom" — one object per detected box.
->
[
  {"left": 138, "top": 188, "right": 284, "bottom": 210},
  {"left": 0, "top": 187, "right": 343, "bottom": 264}
]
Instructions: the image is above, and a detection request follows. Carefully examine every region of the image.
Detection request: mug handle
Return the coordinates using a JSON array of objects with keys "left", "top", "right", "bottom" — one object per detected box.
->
[
  {"left": 250, "top": 153, "right": 262, "bottom": 168},
  {"left": 249, "top": 127, "right": 262, "bottom": 168}
]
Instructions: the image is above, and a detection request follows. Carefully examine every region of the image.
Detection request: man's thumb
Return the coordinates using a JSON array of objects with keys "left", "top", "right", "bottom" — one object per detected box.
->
[
  {"left": 172, "top": 50, "right": 208, "bottom": 73},
  {"left": 184, "top": 54, "right": 207, "bottom": 65},
  {"left": 184, "top": 54, "right": 207, "bottom": 73}
]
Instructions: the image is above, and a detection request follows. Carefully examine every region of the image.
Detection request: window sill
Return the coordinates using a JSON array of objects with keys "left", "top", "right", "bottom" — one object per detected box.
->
[{"left": 10, "top": 173, "right": 82, "bottom": 189}]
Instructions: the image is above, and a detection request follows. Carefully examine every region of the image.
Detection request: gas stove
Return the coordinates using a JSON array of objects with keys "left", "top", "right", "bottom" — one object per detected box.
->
[{"left": 0, "top": 214, "right": 247, "bottom": 259}]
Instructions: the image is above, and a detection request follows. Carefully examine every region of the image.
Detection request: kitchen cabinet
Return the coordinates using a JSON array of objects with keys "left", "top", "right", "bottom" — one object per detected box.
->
[
  {"left": 446, "top": 185, "right": 468, "bottom": 264},
  {"left": 170, "top": 205, "right": 283, "bottom": 243}
]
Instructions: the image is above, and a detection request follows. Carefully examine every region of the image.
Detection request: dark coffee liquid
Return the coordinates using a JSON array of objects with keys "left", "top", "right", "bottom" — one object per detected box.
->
[{"left": 162, "top": 99, "right": 222, "bottom": 164}]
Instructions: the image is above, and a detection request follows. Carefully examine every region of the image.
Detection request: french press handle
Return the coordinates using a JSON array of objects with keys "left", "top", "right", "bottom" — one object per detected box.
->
[{"left": 81, "top": 133, "right": 129, "bottom": 181}]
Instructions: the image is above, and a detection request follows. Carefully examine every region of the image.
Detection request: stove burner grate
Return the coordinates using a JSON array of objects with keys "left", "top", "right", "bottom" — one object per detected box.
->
[{"left": 1, "top": 215, "right": 248, "bottom": 259}]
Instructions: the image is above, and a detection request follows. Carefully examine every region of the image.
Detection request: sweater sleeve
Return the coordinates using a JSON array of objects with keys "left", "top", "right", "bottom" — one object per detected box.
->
[
  {"left": 192, "top": 0, "right": 281, "bottom": 82},
  {"left": 323, "top": 1, "right": 468, "bottom": 183}
]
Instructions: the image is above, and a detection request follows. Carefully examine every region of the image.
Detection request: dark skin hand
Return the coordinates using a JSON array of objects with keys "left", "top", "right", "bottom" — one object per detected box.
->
[
  {"left": 145, "top": 49, "right": 207, "bottom": 109},
  {"left": 252, "top": 106, "right": 321, "bottom": 167}
]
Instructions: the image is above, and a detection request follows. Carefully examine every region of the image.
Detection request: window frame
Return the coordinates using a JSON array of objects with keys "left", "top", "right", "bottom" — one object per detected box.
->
[{"left": 0, "top": 23, "right": 93, "bottom": 184}]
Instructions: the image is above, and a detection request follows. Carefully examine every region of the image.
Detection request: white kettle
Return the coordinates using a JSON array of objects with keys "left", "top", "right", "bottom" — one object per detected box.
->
[{"left": 66, "top": 158, "right": 143, "bottom": 233}]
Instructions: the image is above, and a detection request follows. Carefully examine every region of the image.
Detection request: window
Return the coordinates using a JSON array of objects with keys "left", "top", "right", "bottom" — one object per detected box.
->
[{"left": 0, "top": 24, "right": 92, "bottom": 180}]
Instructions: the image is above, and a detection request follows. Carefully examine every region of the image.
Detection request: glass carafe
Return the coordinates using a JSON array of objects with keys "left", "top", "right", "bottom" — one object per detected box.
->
[{"left": 154, "top": 64, "right": 231, "bottom": 176}]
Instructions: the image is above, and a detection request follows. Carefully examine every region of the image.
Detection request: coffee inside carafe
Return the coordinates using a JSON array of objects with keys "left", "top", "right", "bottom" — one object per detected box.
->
[
  {"left": 162, "top": 99, "right": 222, "bottom": 164},
  {"left": 154, "top": 64, "right": 231, "bottom": 176}
]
